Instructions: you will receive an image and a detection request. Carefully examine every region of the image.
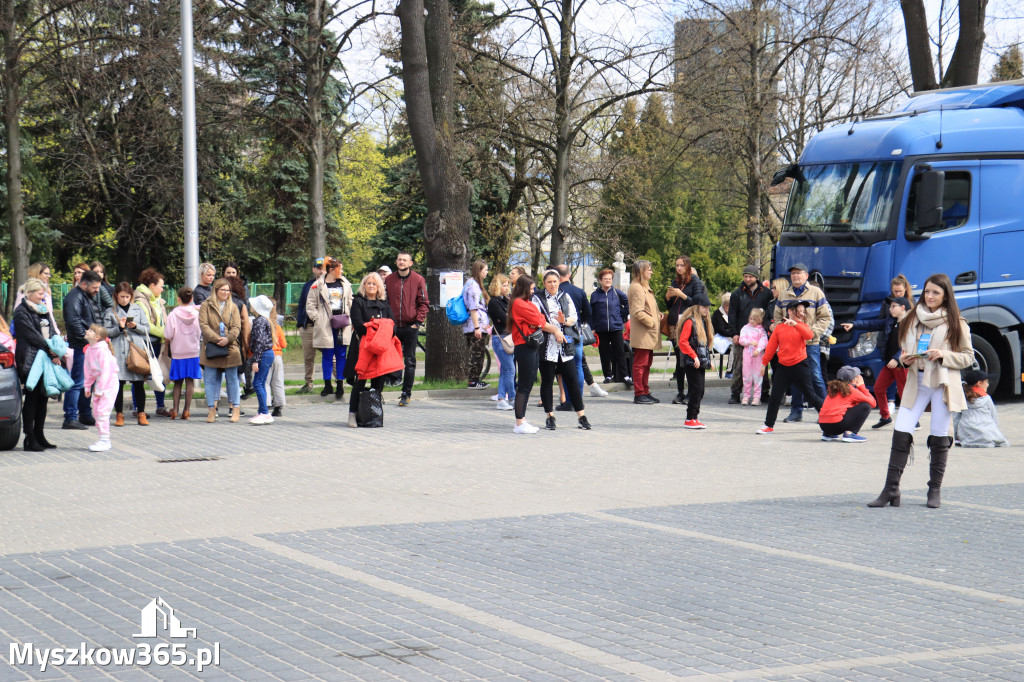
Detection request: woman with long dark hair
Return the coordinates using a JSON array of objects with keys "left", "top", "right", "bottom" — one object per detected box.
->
[
  {"left": 666, "top": 255, "right": 705, "bottom": 402},
  {"left": 506, "top": 275, "right": 565, "bottom": 434},
  {"left": 868, "top": 273, "right": 975, "bottom": 509},
  {"left": 628, "top": 260, "right": 661, "bottom": 404},
  {"left": 462, "top": 260, "right": 491, "bottom": 388},
  {"left": 105, "top": 282, "right": 152, "bottom": 426}
]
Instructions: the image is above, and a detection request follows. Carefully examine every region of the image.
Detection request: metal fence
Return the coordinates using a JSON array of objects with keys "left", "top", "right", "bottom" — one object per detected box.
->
[{"left": 3, "top": 281, "right": 310, "bottom": 316}]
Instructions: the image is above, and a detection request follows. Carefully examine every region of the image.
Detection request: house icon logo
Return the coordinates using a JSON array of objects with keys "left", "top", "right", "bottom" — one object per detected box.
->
[{"left": 133, "top": 597, "right": 197, "bottom": 639}]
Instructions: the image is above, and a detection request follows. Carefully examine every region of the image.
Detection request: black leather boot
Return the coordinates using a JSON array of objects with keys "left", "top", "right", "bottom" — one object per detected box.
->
[
  {"left": 23, "top": 432, "right": 46, "bottom": 452},
  {"left": 334, "top": 382, "right": 345, "bottom": 399},
  {"left": 926, "top": 435, "right": 951, "bottom": 508},
  {"left": 34, "top": 426, "right": 56, "bottom": 449},
  {"left": 320, "top": 379, "right": 333, "bottom": 397},
  {"left": 868, "top": 431, "right": 914, "bottom": 507}
]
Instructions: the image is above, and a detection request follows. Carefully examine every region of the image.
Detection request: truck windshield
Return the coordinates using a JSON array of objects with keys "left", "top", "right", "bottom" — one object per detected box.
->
[{"left": 783, "top": 162, "right": 901, "bottom": 233}]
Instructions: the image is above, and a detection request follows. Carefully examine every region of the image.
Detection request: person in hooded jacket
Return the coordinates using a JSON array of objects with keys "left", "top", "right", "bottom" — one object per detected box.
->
[
  {"left": 164, "top": 287, "right": 202, "bottom": 420},
  {"left": 590, "top": 268, "right": 630, "bottom": 386},
  {"left": 345, "top": 273, "right": 394, "bottom": 427},
  {"left": 133, "top": 268, "right": 168, "bottom": 416},
  {"left": 104, "top": 282, "right": 152, "bottom": 426}
]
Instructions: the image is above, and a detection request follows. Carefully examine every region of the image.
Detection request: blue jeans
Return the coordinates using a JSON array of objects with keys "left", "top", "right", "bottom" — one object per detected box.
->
[
  {"left": 203, "top": 365, "right": 241, "bottom": 408},
  {"left": 320, "top": 328, "right": 346, "bottom": 381},
  {"left": 789, "top": 345, "right": 827, "bottom": 414},
  {"left": 63, "top": 347, "right": 93, "bottom": 422},
  {"left": 253, "top": 350, "right": 274, "bottom": 414},
  {"left": 573, "top": 338, "right": 585, "bottom": 391},
  {"left": 491, "top": 335, "right": 515, "bottom": 401}
]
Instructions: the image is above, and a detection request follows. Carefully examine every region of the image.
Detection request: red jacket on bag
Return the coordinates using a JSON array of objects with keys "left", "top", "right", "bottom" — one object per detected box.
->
[{"left": 355, "top": 318, "right": 405, "bottom": 380}]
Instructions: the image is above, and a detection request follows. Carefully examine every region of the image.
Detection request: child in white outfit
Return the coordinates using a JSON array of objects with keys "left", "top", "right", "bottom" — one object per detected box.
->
[
  {"left": 738, "top": 308, "right": 769, "bottom": 405},
  {"left": 953, "top": 369, "right": 1009, "bottom": 448},
  {"left": 83, "top": 324, "right": 120, "bottom": 451}
]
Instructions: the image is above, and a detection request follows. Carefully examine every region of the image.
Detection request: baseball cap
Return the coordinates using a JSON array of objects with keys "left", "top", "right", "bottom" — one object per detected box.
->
[
  {"left": 693, "top": 293, "right": 711, "bottom": 308},
  {"left": 962, "top": 369, "right": 987, "bottom": 385},
  {"left": 837, "top": 365, "right": 861, "bottom": 382},
  {"left": 313, "top": 257, "right": 325, "bottom": 267},
  {"left": 788, "top": 263, "right": 809, "bottom": 273},
  {"left": 378, "top": 265, "right": 393, "bottom": 275}
]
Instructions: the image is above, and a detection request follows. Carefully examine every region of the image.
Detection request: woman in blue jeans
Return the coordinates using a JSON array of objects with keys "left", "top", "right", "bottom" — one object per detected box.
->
[
  {"left": 246, "top": 295, "right": 277, "bottom": 425},
  {"left": 487, "top": 274, "right": 515, "bottom": 410},
  {"left": 198, "top": 278, "right": 243, "bottom": 422}
]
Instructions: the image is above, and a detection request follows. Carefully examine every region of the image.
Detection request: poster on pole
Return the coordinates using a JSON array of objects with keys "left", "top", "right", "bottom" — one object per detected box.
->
[{"left": 439, "top": 271, "right": 464, "bottom": 305}]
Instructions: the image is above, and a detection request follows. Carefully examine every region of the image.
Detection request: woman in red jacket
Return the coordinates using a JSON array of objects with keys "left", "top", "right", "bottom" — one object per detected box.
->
[
  {"left": 756, "top": 300, "right": 823, "bottom": 434},
  {"left": 507, "top": 275, "right": 568, "bottom": 434},
  {"left": 818, "top": 366, "right": 876, "bottom": 443}
]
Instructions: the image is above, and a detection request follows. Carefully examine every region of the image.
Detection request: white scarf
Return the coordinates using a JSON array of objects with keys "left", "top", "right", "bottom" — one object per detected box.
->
[{"left": 902, "top": 306, "right": 951, "bottom": 389}]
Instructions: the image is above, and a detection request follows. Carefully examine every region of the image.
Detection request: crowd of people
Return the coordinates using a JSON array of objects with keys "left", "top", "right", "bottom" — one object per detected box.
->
[{"left": 1, "top": 254, "right": 1010, "bottom": 507}]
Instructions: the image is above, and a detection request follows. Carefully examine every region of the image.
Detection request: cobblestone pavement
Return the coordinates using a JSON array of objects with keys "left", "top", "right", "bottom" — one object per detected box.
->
[{"left": 2, "top": 386, "right": 1024, "bottom": 680}]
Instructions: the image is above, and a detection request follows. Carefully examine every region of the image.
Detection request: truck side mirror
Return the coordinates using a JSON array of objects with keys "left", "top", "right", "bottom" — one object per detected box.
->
[
  {"left": 913, "top": 169, "right": 945, "bottom": 234},
  {"left": 770, "top": 164, "right": 804, "bottom": 187}
]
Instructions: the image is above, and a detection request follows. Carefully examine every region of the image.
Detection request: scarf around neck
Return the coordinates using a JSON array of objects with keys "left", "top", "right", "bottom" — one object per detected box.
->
[{"left": 903, "top": 306, "right": 951, "bottom": 389}]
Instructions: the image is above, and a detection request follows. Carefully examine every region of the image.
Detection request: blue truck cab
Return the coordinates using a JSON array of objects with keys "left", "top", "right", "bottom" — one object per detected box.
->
[{"left": 772, "top": 81, "right": 1024, "bottom": 393}]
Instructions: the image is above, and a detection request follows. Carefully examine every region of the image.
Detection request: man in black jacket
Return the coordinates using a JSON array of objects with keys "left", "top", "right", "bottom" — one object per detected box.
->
[
  {"left": 556, "top": 264, "right": 606, "bottom": 407},
  {"left": 727, "top": 266, "right": 773, "bottom": 404},
  {"left": 62, "top": 269, "right": 103, "bottom": 429}
]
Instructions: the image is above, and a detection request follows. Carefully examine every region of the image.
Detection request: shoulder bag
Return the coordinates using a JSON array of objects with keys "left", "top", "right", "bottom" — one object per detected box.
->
[
  {"left": 579, "top": 322, "right": 597, "bottom": 346},
  {"left": 126, "top": 337, "right": 151, "bottom": 375},
  {"left": 143, "top": 334, "right": 165, "bottom": 392}
]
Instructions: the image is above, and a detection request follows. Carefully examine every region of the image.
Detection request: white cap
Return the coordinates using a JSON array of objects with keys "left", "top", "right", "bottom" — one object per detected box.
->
[{"left": 248, "top": 295, "right": 273, "bottom": 319}]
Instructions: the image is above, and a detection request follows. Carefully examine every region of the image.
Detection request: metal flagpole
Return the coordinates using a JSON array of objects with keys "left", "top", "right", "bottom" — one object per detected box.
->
[{"left": 181, "top": 0, "right": 200, "bottom": 288}]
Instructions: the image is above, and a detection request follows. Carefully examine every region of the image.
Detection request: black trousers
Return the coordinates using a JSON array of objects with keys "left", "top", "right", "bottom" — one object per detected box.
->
[
  {"left": 22, "top": 382, "right": 48, "bottom": 439},
  {"left": 115, "top": 381, "right": 146, "bottom": 414},
  {"left": 595, "top": 330, "right": 629, "bottom": 382},
  {"left": 540, "top": 357, "right": 583, "bottom": 413},
  {"left": 684, "top": 366, "right": 705, "bottom": 421},
  {"left": 394, "top": 325, "right": 419, "bottom": 394},
  {"left": 673, "top": 342, "right": 687, "bottom": 397},
  {"left": 819, "top": 402, "right": 872, "bottom": 436},
  {"left": 764, "top": 359, "right": 822, "bottom": 428},
  {"left": 349, "top": 376, "right": 386, "bottom": 414},
  {"left": 513, "top": 345, "right": 539, "bottom": 419}
]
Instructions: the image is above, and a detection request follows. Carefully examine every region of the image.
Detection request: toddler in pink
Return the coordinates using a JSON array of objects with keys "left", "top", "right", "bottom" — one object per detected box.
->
[
  {"left": 738, "top": 308, "right": 769, "bottom": 405},
  {"left": 83, "top": 324, "right": 120, "bottom": 451}
]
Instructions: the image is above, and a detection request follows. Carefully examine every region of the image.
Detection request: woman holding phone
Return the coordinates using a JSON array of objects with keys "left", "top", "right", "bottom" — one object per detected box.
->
[
  {"left": 104, "top": 282, "right": 152, "bottom": 426},
  {"left": 868, "top": 273, "right": 974, "bottom": 509}
]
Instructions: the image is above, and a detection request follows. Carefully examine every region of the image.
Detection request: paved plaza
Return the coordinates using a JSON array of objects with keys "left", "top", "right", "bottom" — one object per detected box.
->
[{"left": 2, "top": 384, "right": 1024, "bottom": 680}]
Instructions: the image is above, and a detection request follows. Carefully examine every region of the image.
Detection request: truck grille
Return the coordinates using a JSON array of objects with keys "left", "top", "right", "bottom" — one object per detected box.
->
[{"left": 821, "top": 276, "right": 862, "bottom": 319}]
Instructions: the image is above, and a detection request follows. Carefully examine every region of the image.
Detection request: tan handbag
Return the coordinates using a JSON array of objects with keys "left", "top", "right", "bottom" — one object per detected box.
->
[{"left": 126, "top": 339, "right": 151, "bottom": 375}]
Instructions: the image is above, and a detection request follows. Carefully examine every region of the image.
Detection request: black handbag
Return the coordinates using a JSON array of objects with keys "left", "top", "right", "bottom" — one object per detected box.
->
[
  {"left": 205, "top": 341, "right": 229, "bottom": 359},
  {"left": 356, "top": 388, "right": 384, "bottom": 427},
  {"left": 579, "top": 322, "right": 597, "bottom": 346}
]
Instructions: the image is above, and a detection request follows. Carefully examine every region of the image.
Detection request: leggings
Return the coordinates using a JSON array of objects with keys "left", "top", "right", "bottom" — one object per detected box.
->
[
  {"left": 684, "top": 366, "right": 705, "bottom": 420},
  {"left": 764, "top": 359, "right": 822, "bottom": 428},
  {"left": 819, "top": 402, "right": 872, "bottom": 436},
  {"left": 540, "top": 357, "right": 584, "bottom": 413},
  {"left": 116, "top": 381, "right": 146, "bottom": 414},
  {"left": 320, "top": 327, "right": 346, "bottom": 381},
  {"left": 893, "top": 373, "right": 952, "bottom": 437},
  {"left": 513, "top": 344, "right": 540, "bottom": 420}
]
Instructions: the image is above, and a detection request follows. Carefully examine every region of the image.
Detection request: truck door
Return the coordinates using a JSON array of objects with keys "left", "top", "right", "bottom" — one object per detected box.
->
[{"left": 896, "top": 161, "right": 980, "bottom": 308}]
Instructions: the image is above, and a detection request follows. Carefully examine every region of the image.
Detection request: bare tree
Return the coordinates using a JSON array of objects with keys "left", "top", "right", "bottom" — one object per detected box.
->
[
  {"left": 901, "top": 0, "right": 988, "bottom": 91},
  {"left": 398, "top": 0, "right": 474, "bottom": 381}
]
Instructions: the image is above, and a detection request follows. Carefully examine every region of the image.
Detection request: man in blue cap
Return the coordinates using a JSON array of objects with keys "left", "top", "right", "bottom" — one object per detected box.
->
[
  {"left": 772, "top": 263, "right": 832, "bottom": 421},
  {"left": 295, "top": 257, "right": 325, "bottom": 394}
]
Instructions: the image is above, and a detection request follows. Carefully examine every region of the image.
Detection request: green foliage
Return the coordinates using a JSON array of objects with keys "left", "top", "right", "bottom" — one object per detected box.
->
[{"left": 991, "top": 45, "right": 1023, "bottom": 82}]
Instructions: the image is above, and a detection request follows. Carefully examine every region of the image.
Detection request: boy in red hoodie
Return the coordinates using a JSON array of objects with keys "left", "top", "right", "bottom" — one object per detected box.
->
[{"left": 756, "top": 301, "right": 822, "bottom": 434}]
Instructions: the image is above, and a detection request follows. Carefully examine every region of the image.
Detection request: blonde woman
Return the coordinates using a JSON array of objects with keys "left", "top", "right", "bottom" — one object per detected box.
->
[
  {"left": 627, "top": 260, "right": 661, "bottom": 404},
  {"left": 677, "top": 294, "right": 714, "bottom": 428},
  {"left": 344, "top": 273, "right": 394, "bottom": 427},
  {"left": 14, "top": 263, "right": 59, "bottom": 334},
  {"left": 487, "top": 273, "right": 515, "bottom": 408}
]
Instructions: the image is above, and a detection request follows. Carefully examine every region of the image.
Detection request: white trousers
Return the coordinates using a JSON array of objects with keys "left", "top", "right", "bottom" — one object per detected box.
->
[
  {"left": 893, "top": 372, "right": 951, "bottom": 436},
  {"left": 268, "top": 355, "right": 286, "bottom": 407}
]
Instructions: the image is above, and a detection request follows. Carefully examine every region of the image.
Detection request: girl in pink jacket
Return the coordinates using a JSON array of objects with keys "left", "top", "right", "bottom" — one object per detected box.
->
[
  {"left": 164, "top": 287, "right": 203, "bottom": 419},
  {"left": 83, "top": 324, "right": 120, "bottom": 451},
  {"left": 738, "top": 308, "right": 769, "bottom": 405}
]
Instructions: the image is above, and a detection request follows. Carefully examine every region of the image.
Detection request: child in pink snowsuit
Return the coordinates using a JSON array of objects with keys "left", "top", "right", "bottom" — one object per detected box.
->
[
  {"left": 83, "top": 324, "right": 120, "bottom": 452},
  {"left": 738, "top": 308, "right": 769, "bottom": 405}
]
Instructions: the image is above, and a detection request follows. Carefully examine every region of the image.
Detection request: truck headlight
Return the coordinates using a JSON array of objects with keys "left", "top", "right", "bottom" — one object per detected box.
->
[{"left": 848, "top": 331, "right": 877, "bottom": 358}]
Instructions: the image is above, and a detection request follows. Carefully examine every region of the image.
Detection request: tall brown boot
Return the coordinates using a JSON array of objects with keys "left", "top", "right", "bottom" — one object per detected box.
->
[
  {"left": 926, "top": 435, "right": 951, "bottom": 508},
  {"left": 868, "top": 431, "right": 914, "bottom": 507}
]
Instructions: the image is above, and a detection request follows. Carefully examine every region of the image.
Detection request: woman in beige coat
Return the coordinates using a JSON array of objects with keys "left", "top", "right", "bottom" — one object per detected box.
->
[
  {"left": 199, "top": 278, "right": 243, "bottom": 423},
  {"left": 304, "top": 256, "right": 354, "bottom": 399},
  {"left": 868, "top": 273, "right": 974, "bottom": 510},
  {"left": 628, "top": 260, "right": 662, "bottom": 404}
]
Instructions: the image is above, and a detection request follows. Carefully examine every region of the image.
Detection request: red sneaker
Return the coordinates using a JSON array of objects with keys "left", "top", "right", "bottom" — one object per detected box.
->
[
  {"left": 684, "top": 419, "right": 706, "bottom": 429},
  {"left": 756, "top": 425, "right": 774, "bottom": 434}
]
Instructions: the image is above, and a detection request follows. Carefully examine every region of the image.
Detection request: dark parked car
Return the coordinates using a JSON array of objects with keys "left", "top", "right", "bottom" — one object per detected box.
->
[{"left": 0, "top": 342, "right": 23, "bottom": 450}]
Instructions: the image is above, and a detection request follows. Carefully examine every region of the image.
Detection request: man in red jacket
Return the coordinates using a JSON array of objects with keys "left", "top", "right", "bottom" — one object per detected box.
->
[{"left": 384, "top": 252, "right": 430, "bottom": 406}]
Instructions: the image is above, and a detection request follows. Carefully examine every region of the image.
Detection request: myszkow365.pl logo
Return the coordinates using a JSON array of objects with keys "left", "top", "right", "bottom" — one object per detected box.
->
[{"left": 8, "top": 597, "right": 221, "bottom": 673}]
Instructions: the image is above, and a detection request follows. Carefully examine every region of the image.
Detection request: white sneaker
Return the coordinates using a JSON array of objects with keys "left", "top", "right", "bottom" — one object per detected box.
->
[
  {"left": 89, "top": 440, "right": 111, "bottom": 452},
  {"left": 496, "top": 399, "right": 514, "bottom": 411},
  {"left": 249, "top": 413, "right": 273, "bottom": 425},
  {"left": 589, "top": 383, "right": 608, "bottom": 397},
  {"left": 888, "top": 401, "right": 897, "bottom": 415},
  {"left": 513, "top": 422, "right": 539, "bottom": 434},
  {"left": 491, "top": 393, "right": 500, "bottom": 401}
]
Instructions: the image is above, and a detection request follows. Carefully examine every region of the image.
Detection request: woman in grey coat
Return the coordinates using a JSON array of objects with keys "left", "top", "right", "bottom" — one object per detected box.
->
[{"left": 104, "top": 282, "right": 152, "bottom": 426}]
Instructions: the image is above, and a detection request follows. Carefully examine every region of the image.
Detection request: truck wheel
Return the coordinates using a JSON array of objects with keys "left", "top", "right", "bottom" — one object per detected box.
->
[
  {"left": 971, "top": 334, "right": 1000, "bottom": 394},
  {"left": 0, "top": 418, "right": 22, "bottom": 451}
]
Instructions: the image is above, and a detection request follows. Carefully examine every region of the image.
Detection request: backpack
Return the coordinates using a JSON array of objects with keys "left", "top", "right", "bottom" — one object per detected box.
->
[{"left": 446, "top": 292, "right": 469, "bottom": 325}]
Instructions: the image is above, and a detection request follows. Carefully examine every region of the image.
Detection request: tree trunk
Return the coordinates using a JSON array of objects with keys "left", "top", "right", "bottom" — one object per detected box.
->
[
  {"left": 901, "top": 0, "right": 938, "bottom": 91},
  {"left": 943, "top": 0, "right": 987, "bottom": 87},
  {"left": 399, "top": 0, "right": 473, "bottom": 382},
  {"left": 548, "top": 0, "right": 574, "bottom": 267},
  {"left": 2, "top": 0, "right": 28, "bottom": 317},
  {"left": 306, "top": 0, "right": 327, "bottom": 261}
]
